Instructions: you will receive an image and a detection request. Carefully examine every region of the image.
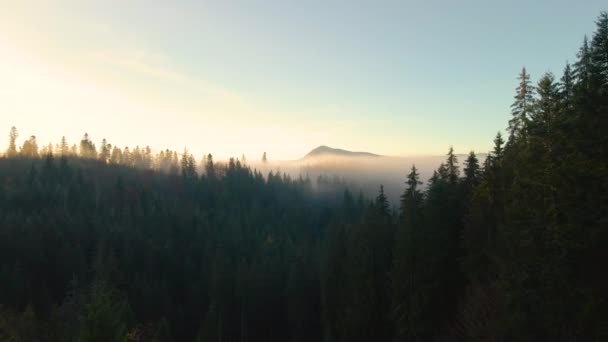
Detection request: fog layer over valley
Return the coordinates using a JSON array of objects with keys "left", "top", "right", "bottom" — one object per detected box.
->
[
  {"left": 1, "top": 6, "right": 607, "bottom": 342},
  {"left": 251, "top": 145, "right": 487, "bottom": 203}
]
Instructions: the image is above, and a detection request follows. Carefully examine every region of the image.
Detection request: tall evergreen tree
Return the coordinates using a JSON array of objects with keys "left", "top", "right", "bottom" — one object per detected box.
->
[
  {"left": 492, "top": 132, "right": 504, "bottom": 160},
  {"left": 99, "top": 139, "right": 111, "bottom": 163},
  {"left": 574, "top": 36, "right": 592, "bottom": 93},
  {"left": 205, "top": 153, "right": 215, "bottom": 179},
  {"left": 80, "top": 133, "right": 97, "bottom": 159},
  {"left": 20, "top": 135, "right": 39, "bottom": 157},
  {"left": 79, "top": 282, "right": 130, "bottom": 342},
  {"left": 59, "top": 136, "right": 69, "bottom": 156},
  {"left": 560, "top": 62, "right": 575, "bottom": 111},
  {"left": 109, "top": 146, "right": 122, "bottom": 164},
  {"left": 463, "top": 151, "right": 481, "bottom": 191},
  {"left": 591, "top": 11, "right": 608, "bottom": 83},
  {"left": 531, "top": 72, "right": 559, "bottom": 142},
  {"left": 508, "top": 66, "right": 535, "bottom": 142},
  {"left": 446, "top": 146, "right": 460, "bottom": 185},
  {"left": 392, "top": 165, "right": 424, "bottom": 341},
  {"left": 1, "top": 12, "right": 608, "bottom": 342},
  {"left": 7, "top": 126, "right": 18, "bottom": 157},
  {"left": 343, "top": 186, "right": 393, "bottom": 342}
]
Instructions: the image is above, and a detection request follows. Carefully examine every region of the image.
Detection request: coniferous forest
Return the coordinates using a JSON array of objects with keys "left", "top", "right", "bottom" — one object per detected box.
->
[{"left": 1, "top": 12, "right": 608, "bottom": 342}]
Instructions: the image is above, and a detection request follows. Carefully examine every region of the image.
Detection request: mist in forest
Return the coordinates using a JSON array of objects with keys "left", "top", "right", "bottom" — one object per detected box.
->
[{"left": 249, "top": 147, "right": 487, "bottom": 203}]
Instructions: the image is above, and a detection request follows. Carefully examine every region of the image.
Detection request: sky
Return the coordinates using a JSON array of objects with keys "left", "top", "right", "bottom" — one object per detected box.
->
[{"left": 0, "top": 1, "right": 605, "bottom": 160}]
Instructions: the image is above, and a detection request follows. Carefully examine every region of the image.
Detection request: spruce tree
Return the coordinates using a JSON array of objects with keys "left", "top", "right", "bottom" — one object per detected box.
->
[
  {"left": 446, "top": 146, "right": 460, "bottom": 185},
  {"left": 20, "top": 135, "right": 39, "bottom": 157},
  {"left": 392, "top": 165, "right": 424, "bottom": 341},
  {"left": 99, "top": 138, "right": 111, "bottom": 163},
  {"left": 574, "top": 36, "right": 592, "bottom": 93},
  {"left": 560, "top": 62, "right": 575, "bottom": 111},
  {"left": 508, "top": 66, "right": 535, "bottom": 142},
  {"left": 59, "top": 136, "right": 69, "bottom": 156},
  {"left": 463, "top": 151, "right": 481, "bottom": 191},
  {"left": 492, "top": 132, "right": 504, "bottom": 160},
  {"left": 79, "top": 133, "right": 97, "bottom": 159},
  {"left": 7, "top": 126, "right": 18, "bottom": 157},
  {"left": 590, "top": 12, "right": 608, "bottom": 83},
  {"left": 205, "top": 153, "right": 215, "bottom": 179},
  {"left": 79, "top": 281, "right": 130, "bottom": 342},
  {"left": 531, "top": 72, "right": 559, "bottom": 141}
]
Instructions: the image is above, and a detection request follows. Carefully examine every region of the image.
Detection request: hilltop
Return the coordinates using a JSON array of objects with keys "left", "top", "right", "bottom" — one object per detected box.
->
[{"left": 303, "top": 145, "right": 380, "bottom": 159}]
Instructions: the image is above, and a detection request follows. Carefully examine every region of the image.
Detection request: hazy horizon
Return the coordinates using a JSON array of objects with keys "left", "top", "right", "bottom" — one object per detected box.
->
[{"left": 1, "top": 1, "right": 605, "bottom": 159}]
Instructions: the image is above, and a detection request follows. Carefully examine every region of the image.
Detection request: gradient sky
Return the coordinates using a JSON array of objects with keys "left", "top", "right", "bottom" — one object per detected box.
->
[{"left": 0, "top": 1, "right": 605, "bottom": 160}]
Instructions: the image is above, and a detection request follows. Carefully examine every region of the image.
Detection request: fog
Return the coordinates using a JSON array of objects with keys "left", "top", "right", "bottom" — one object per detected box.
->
[{"left": 247, "top": 152, "right": 488, "bottom": 204}]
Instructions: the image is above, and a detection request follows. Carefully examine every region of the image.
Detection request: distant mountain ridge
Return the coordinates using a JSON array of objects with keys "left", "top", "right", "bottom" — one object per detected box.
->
[{"left": 303, "top": 145, "right": 380, "bottom": 159}]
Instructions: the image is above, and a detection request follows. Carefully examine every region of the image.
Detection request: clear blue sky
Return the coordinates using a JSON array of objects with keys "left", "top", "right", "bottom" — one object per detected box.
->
[{"left": 0, "top": 1, "right": 605, "bottom": 159}]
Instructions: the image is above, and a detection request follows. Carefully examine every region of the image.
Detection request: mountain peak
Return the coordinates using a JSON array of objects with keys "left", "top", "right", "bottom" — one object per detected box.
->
[{"left": 304, "top": 145, "right": 380, "bottom": 159}]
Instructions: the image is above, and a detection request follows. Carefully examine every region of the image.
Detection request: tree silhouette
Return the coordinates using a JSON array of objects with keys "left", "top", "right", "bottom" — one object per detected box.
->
[{"left": 7, "top": 126, "right": 18, "bottom": 157}]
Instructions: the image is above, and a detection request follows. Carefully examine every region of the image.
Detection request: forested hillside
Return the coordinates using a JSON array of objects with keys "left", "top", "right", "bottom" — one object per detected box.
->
[{"left": 0, "top": 11, "right": 607, "bottom": 342}]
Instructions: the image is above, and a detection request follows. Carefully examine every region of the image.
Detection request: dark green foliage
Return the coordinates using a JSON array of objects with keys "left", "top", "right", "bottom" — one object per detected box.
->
[
  {"left": 463, "top": 151, "right": 481, "bottom": 192},
  {"left": 340, "top": 187, "right": 394, "bottom": 342},
  {"left": 508, "top": 66, "right": 535, "bottom": 141},
  {"left": 0, "top": 151, "right": 338, "bottom": 341},
  {"left": 79, "top": 281, "right": 131, "bottom": 342},
  {"left": 392, "top": 166, "right": 425, "bottom": 341},
  {"left": 456, "top": 13, "right": 608, "bottom": 341},
  {"left": 1, "top": 11, "right": 608, "bottom": 342}
]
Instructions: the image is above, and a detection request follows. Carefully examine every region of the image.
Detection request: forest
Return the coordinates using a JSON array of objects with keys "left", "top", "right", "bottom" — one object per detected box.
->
[{"left": 0, "top": 11, "right": 607, "bottom": 342}]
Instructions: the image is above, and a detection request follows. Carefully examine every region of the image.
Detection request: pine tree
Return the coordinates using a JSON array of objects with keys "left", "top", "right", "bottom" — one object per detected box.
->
[
  {"left": 205, "top": 154, "right": 215, "bottom": 179},
  {"left": 531, "top": 72, "right": 559, "bottom": 141},
  {"left": 590, "top": 12, "right": 608, "bottom": 83},
  {"left": 574, "top": 36, "right": 592, "bottom": 93},
  {"left": 508, "top": 66, "right": 535, "bottom": 141},
  {"left": 376, "top": 185, "right": 390, "bottom": 216},
  {"left": 403, "top": 166, "right": 422, "bottom": 200},
  {"left": 342, "top": 187, "right": 393, "bottom": 342},
  {"left": 109, "top": 146, "right": 122, "bottom": 164},
  {"left": 40, "top": 142, "right": 54, "bottom": 157},
  {"left": 170, "top": 151, "right": 179, "bottom": 175},
  {"left": 80, "top": 133, "right": 97, "bottom": 159},
  {"left": 492, "top": 132, "right": 504, "bottom": 160},
  {"left": 132, "top": 146, "right": 143, "bottom": 168},
  {"left": 99, "top": 138, "right": 111, "bottom": 163},
  {"left": 463, "top": 151, "right": 481, "bottom": 190},
  {"left": 122, "top": 147, "right": 131, "bottom": 167},
  {"left": 446, "top": 146, "right": 460, "bottom": 184},
  {"left": 143, "top": 146, "right": 152, "bottom": 169},
  {"left": 322, "top": 222, "right": 349, "bottom": 341},
  {"left": 560, "top": 62, "right": 575, "bottom": 111},
  {"left": 79, "top": 281, "right": 130, "bottom": 342},
  {"left": 180, "top": 148, "right": 189, "bottom": 178},
  {"left": 20, "top": 135, "right": 39, "bottom": 157},
  {"left": 589, "top": 12, "right": 608, "bottom": 156},
  {"left": 7, "top": 126, "right": 18, "bottom": 157},
  {"left": 437, "top": 163, "right": 448, "bottom": 182},
  {"left": 392, "top": 165, "right": 424, "bottom": 341},
  {"left": 187, "top": 154, "right": 197, "bottom": 179},
  {"left": 59, "top": 136, "right": 69, "bottom": 156}
]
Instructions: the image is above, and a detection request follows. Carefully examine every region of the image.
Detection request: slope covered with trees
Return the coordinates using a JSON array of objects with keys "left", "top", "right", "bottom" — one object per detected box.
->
[{"left": 0, "top": 11, "right": 607, "bottom": 342}]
